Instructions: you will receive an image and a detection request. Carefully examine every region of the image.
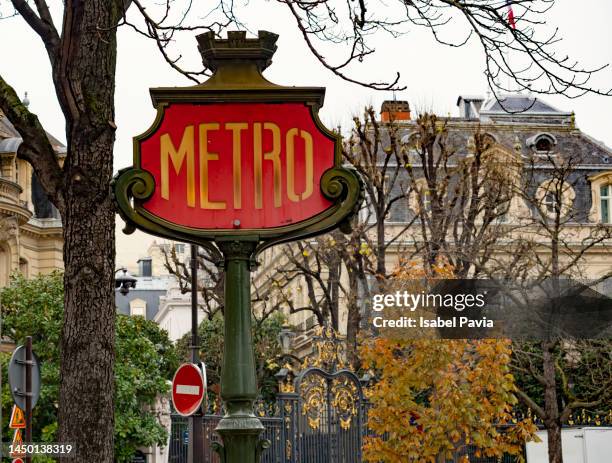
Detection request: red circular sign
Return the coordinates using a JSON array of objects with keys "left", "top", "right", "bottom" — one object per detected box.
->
[{"left": 172, "top": 363, "right": 205, "bottom": 416}]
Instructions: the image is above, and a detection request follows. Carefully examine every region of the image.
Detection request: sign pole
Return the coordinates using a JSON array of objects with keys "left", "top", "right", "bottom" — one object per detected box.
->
[
  {"left": 214, "top": 239, "right": 265, "bottom": 462},
  {"left": 25, "top": 336, "right": 32, "bottom": 463},
  {"left": 112, "top": 29, "right": 363, "bottom": 463},
  {"left": 8, "top": 338, "right": 40, "bottom": 461},
  {"left": 190, "top": 244, "right": 199, "bottom": 364},
  {"left": 188, "top": 244, "right": 205, "bottom": 463}
]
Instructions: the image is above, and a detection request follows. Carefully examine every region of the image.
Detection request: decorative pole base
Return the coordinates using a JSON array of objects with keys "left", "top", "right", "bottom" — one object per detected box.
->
[{"left": 214, "top": 416, "right": 268, "bottom": 462}]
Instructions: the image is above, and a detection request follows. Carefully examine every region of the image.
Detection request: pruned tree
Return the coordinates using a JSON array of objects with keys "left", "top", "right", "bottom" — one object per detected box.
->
[
  {"left": 481, "top": 150, "right": 612, "bottom": 463},
  {"left": 265, "top": 109, "right": 524, "bottom": 365},
  {"left": 258, "top": 108, "right": 418, "bottom": 366},
  {"left": 402, "top": 112, "right": 521, "bottom": 276}
]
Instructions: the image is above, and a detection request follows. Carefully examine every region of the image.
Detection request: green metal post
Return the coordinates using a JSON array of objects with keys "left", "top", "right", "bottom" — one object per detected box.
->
[
  {"left": 214, "top": 239, "right": 267, "bottom": 463},
  {"left": 111, "top": 28, "right": 363, "bottom": 463}
]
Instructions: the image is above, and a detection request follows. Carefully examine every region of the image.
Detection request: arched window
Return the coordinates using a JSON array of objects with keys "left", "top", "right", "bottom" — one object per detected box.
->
[
  {"left": 536, "top": 179, "right": 575, "bottom": 219},
  {"left": 600, "top": 184, "right": 612, "bottom": 223},
  {"left": 543, "top": 191, "right": 557, "bottom": 214},
  {"left": 527, "top": 133, "right": 557, "bottom": 153},
  {"left": 536, "top": 137, "right": 553, "bottom": 152},
  {"left": 587, "top": 172, "right": 612, "bottom": 223}
]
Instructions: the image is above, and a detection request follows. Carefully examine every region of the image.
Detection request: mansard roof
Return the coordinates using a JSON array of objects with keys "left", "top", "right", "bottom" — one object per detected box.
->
[
  {"left": 479, "top": 93, "right": 571, "bottom": 116},
  {"left": 373, "top": 92, "right": 612, "bottom": 166}
]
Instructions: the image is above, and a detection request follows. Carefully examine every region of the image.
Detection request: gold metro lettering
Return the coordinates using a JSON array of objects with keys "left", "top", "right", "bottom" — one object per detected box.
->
[{"left": 159, "top": 123, "right": 315, "bottom": 210}]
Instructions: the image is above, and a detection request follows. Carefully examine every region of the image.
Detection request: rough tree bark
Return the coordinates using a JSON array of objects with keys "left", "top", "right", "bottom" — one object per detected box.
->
[
  {"left": 0, "top": 1, "right": 125, "bottom": 460},
  {"left": 542, "top": 342, "right": 563, "bottom": 463}
]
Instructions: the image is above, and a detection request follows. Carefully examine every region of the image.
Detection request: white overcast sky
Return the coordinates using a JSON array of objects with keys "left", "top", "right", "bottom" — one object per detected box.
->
[{"left": 1, "top": 1, "right": 611, "bottom": 268}]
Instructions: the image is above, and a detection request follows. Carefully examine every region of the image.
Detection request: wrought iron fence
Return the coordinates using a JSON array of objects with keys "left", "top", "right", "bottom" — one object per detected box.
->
[
  {"left": 169, "top": 413, "right": 284, "bottom": 463},
  {"left": 169, "top": 326, "right": 370, "bottom": 463},
  {"left": 168, "top": 412, "right": 525, "bottom": 463},
  {"left": 166, "top": 326, "right": 534, "bottom": 462}
]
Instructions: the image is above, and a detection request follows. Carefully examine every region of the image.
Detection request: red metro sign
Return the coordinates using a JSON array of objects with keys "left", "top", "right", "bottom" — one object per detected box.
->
[
  {"left": 139, "top": 103, "right": 334, "bottom": 230},
  {"left": 113, "top": 30, "right": 361, "bottom": 250}
]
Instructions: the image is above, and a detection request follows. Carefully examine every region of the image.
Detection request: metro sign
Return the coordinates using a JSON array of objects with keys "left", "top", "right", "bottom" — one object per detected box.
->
[
  {"left": 139, "top": 103, "right": 334, "bottom": 230},
  {"left": 115, "top": 30, "right": 362, "bottom": 463},
  {"left": 114, "top": 30, "right": 361, "bottom": 251}
]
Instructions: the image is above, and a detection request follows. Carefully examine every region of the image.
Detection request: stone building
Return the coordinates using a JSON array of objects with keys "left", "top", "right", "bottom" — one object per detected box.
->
[
  {"left": 252, "top": 92, "right": 612, "bottom": 341},
  {"left": 115, "top": 241, "right": 207, "bottom": 342},
  {"left": 0, "top": 106, "right": 64, "bottom": 285}
]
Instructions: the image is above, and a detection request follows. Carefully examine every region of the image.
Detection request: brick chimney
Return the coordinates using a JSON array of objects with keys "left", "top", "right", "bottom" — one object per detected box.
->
[{"left": 380, "top": 100, "right": 411, "bottom": 122}]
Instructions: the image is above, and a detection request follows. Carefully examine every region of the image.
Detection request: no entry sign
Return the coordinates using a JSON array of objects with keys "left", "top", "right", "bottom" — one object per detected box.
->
[{"left": 171, "top": 363, "right": 205, "bottom": 416}]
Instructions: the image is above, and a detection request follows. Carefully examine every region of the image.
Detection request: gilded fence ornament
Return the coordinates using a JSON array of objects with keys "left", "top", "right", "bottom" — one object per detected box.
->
[
  {"left": 301, "top": 374, "right": 327, "bottom": 430},
  {"left": 331, "top": 375, "right": 359, "bottom": 430},
  {"left": 302, "top": 325, "right": 347, "bottom": 372}
]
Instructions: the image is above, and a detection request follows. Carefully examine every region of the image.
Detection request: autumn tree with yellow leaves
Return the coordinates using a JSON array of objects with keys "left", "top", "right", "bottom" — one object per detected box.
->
[
  {"left": 359, "top": 258, "right": 537, "bottom": 463},
  {"left": 361, "top": 338, "right": 537, "bottom": 463}
]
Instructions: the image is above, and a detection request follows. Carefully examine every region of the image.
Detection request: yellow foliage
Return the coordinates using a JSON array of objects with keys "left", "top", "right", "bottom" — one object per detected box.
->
[
  {"left": 361, "top": 338, "right": 536, "bottom": 462},
  {"left": 361, "top": 258, "right": 536, "bottom": 462}
]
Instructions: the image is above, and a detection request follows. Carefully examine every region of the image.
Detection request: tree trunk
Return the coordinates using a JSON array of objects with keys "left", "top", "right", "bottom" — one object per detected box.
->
[
  {"left": 57, "top": 138, "right": 116, "bottom": 461},
  {"left": 58, "top": 181, "right": 116, "bottom": 461},
  {"left": 546, "top": 419, "right": 563, "bottom": 463},
  {"left": 345, "top": 271, "right": 361, "bottom": 369},
  {"left": 329, "top": 261, "right": 340, "bottom": 331},
  {"left": 542, "top": 340, "right": 563, "bottom": 463},
  {"left": 53, "top": 3, "right": 119, "bottom": 461},
  {"left": 376, "top": 209, "right": 386, "bottom": 281}
]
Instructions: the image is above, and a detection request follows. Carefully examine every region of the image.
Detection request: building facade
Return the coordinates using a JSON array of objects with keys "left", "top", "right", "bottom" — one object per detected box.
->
[
  {"left": 0, "top": 108, "right": 64, "bottom": 285},
  {"left": 115, "top": 241, "right": 207, "bottom": 342},
  {"left": 252, "top": 92, "right": 612, "bottom": 339}
]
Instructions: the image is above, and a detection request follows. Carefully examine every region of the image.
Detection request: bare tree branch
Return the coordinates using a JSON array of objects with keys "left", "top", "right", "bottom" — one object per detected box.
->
[
  {"left": 10, "top": 0, "right": 59, "bottom": 58},
  {"left": 0, "top": 74, "right": 63, "bottom": 207}
]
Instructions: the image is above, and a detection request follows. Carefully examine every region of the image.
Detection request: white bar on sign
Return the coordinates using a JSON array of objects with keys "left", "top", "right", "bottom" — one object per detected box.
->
[{"left": 176, "top": 385, "right": 200, "bottom": 395}]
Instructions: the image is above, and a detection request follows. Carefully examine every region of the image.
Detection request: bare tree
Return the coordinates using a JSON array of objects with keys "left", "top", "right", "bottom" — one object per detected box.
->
[
  {"left": 161, "top": 243, "right": 224, "bottom": 319},
  {"left": 277, "top": 0, "right": 611, "bottom": 99},
  {"left": 262, "top": 108, "right": 416, "bottom": 365},
  {"left": 162, "top": 243, "right": 283, "bottom": 326},
  {"left": 401, "top": 113, "right": 518, "bottom": 276},
  {"left": 512, "top": 339, "right": 612, "bottom": 463},
  {"left": 481, "top": 150, "right": 612, "bottom": 463}
]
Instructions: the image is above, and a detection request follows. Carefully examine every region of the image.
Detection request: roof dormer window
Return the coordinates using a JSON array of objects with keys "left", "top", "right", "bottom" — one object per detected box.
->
[
  {"left": 536, "top": 136, "right": 553, "bottom": 152},
  {"left": 527, "top": 133, "right": 556, "bottom": 153}
]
